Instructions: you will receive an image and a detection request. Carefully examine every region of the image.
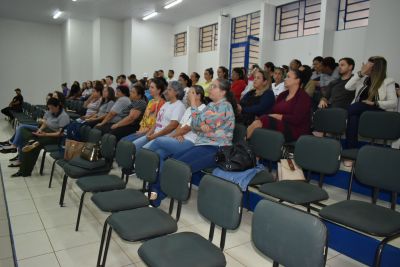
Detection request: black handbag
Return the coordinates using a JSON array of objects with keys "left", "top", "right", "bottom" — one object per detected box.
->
[
  {"left": 80, "top": 142, "right": 100, "bottom": 162},
  {"left": 215, "top": 141, "right": 257, "bottom": 172}
]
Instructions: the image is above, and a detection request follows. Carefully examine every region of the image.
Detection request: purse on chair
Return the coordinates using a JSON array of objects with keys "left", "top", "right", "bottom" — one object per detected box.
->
[
  {"left": 216, "top": 141, "right": 257, "bottom": 172},
  {"left": 80, "top": 142, "right": 100, "bottom": 162},
  {"left": 64, "top": 139, "right": 85, "bottom": 161},
  {"left": 277, "top": 159, "right": 305, "bottom": 181}
]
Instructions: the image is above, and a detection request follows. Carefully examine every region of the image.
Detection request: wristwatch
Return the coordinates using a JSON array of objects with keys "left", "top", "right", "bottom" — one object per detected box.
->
[{"left": 357, "top": 71, "right": 364, "bottom": 78}]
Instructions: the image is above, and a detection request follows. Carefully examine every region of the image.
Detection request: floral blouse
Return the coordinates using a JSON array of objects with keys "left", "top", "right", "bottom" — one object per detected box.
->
[
  {"left": 191, "top": 98, "right": 235, "bottom": 146},
  {"left": 138, "top": 98, "right": 165, "bottom": 132}
]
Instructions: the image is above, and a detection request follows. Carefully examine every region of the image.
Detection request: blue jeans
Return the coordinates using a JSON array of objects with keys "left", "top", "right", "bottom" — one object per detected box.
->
[
  {"left": 146, "top": 136, "right": 194, "bottom": 159},
  {"left": 173, "top": 145, "right": 219, "bottom": 173},
  {"left": 121, "top": 132, "right": 145, "bottom": 143},
  {"left": 146, "top": 137, "right": 195, "bottom": 206},
  {"left": 12, "top": 124, "right": 38, "bottom": 150}
]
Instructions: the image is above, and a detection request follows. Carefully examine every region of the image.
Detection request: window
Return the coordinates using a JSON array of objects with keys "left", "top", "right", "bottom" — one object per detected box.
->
[
  {"left": 275, "top": 0, "right": 321, "bottom": 40},
  {"left": 174, "top": 32, "right": 187, "bottom": 57},
  {"left": 199, "top": 23, "right": 218, "bottom": 52},
  {"left": 337, "top": 0, "right": 369, "bottom": 31},
  {"left": 231, "top": 11, "right": 260, "bottom": 44}
]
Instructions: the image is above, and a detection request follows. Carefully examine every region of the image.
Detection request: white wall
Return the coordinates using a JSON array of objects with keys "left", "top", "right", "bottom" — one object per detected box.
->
[
  {"left": 0, "top": 18, "right": 62, "bottom": 107},
  {"left": 128, "top": 19, "right": 173, "bottom": 78},
  {"left": 93, "top": 18, "right": 123, "bottom": 79},
  {"left": 62, "top": 19, "right": 93, "bottom": 84},
  {"left": 364, "top": 0, "right": 400, "bottom": 80},
  {"left": 270, "top": 35, "right": 320, "bottom": 67},
  {"left": 332, "top": 27, "right": 367, "bottom": 70}
]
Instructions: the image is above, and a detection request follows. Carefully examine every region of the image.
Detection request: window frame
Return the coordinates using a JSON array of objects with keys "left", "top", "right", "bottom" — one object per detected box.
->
[
  {"left": 199, "top": 23, "right": 218, "bottom": 53},
  {"left": 174, "top": 31, "right": 187, "bottom": 57},
  {"left": 274, "top": 0, "right": 321, "bottom": 41},
  {"left": 337, "top": 0, "right": 370, "bottom": 31},
  {"left": 231, "top": 11, "right": 261, "bottom": 44}
]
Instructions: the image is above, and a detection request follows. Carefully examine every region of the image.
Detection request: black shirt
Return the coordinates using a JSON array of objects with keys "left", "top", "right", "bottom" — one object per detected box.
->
[{"left": 12, "top": 95, "right": 23, "bottom": 110}]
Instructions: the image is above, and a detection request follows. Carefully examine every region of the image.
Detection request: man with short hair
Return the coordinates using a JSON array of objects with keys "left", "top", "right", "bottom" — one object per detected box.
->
[
  {"left": 289, "top": 59, "right": 302, "bottom": 71},
  {"left": 128, "top": 74, "right": 137, "bottom": 86},
  {"left": 318, "top": 57, "right": 356, "bottom": 109},
  {"left": 158, "top": 70, "right": 165, "bottom": 79},
  {"left": 167, "top": 70, "right": 176, "bottom": 82},
  {"left": 105, "top": 75, "right": 114, "bottom": 91},
  {"left": 320, "top": 57, "right": 340, "bottom": 88},
  {"left": 311, "top": 56, "right": 323, "bottom": 80},
  {"left": 1, "top": 88, "right": 23, "bottom": 120}
]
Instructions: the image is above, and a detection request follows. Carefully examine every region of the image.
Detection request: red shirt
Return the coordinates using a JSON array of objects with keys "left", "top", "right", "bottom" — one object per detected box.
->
[
  {"left": 261, "top": 89, "right": 311, "bottom": 140},
  {"left": 231, "top": 80, "right": 247, "bottom": 102}
]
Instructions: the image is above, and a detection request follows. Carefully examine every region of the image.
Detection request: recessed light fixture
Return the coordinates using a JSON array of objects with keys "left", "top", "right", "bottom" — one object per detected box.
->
[
  {"left": 72, "top": 0, "right": 77, "bottom": 2},
  {"left": 53, "top": 10, "right": 63, "bottom": 19},
  {"left": 164, "top": 0, "right": 182, "bottom": 9},
  {"left": 142, "top": 12, "right": 158, "bottom": 21}
]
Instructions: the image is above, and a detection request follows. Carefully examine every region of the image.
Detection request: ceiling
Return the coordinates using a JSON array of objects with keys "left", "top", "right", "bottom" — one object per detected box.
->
[{"left": 0, "top": 0, "right": 252, "bottom": 25}]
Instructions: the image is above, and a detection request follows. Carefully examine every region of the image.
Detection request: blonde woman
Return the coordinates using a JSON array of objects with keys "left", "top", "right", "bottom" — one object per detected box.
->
[{"left": 345, "top": 56, "right": 397, "bottom": 149}]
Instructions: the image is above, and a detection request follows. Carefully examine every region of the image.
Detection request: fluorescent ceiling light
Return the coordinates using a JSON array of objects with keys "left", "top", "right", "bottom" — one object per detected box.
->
[
  {"left": 164, "top": 0, "right": 182, "bottom": 9},
  {"left": 142, "top": 12, "right": 158, "bottom": 21},
  {"left": 53, "top": 10, "right": 63, "bottom": 19},
  {"left": 72, "top": 0, "right": 77, "bottom": 2}
]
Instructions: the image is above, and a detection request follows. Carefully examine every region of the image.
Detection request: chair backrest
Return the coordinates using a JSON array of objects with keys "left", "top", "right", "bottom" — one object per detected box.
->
[
  {"left": 135, "top": 149, "right": 160, "bottom": 184},
  {"left": 252, "top": 199, "right": 327, "bottom": 267},
  {"left": 233, "top": 123, "right": 246, "bottom": 144},
  {"left": 294, "top": 135, "right": 341, "bottom": 175},
  {"left": 115, "top": 140, "right": 136, "bottom": 171},
  {"left": 87, "top": 128, "right": 102, "bottom": 143},
  {"left": 313, "top": 108, "right": 347, "bottom": 135},
  {"left": 100, "top": 134, "right": 116, "bottom": 161},
  {"left": 198, "top": 175, "right": 242, "bottom": 230},
  {"left": 160, "top": 159, "right": 191, "bottom": 201},
  {"left": 249, "top": 128, "right": 285, "bottom": 162},
  {"left": 355, "top": 145, "right": 400, "bottom": 193},
  {"left": 359, "top": 111, "right": 400, "bottom": 142},
  {"left": 79, "top": 125, "right": 91, "bottom": 142}
]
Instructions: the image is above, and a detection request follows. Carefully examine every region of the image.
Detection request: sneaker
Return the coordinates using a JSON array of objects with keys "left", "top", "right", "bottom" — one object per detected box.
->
[
  {"left": 9, "top": 155, "right": 19, "bottom": 162},
  {"left": 0, "top": 147, "right": 17, "bottom": 154},
  {"left": 144, "top": 192, "right": 158, "bottom": 201},
  {"left": 22, "top": 141, "right": 40, "bottom": 153}
]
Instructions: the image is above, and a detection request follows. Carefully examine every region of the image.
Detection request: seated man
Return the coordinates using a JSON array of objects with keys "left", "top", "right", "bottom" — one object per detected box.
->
[
  {"left": 1, "top": 88, "right": 23, "bottom": 120},
  {"left": 11, "top": 98, "right": 70, "bottom": 177},
  {"left": 318, "top": 57, "right": 356, "bottom": 109}
]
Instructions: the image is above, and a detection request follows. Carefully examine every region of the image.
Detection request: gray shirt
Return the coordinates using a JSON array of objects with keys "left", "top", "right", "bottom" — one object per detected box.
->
[
  {"left": 122, "top": 99, "right": 148, "bottom": 127},
  {"left": 320, "top": 67, "right": 340, "bottom": 87},
  {"left": 110, "top": 96, "right": 131, "bottom": 123},
  {"left": 322, "top": 77, "right": 355, "bottom": 109},
  {"left": 98, "top": 100, "right": 115, "bottom": 117},
  {"left": 44, "top": 110, "right": 70, "bottom": 132}
]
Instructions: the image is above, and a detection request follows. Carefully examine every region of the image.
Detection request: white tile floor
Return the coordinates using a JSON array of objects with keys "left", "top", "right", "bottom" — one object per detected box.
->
[{"left": 0, "top": 119, "right": 395, "bottom": 267}]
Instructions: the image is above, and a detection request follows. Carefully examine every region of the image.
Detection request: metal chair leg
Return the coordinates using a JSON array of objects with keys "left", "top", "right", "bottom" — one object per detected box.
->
[
  {"left": 391, "top": 192, "right": 397, "bottom": 210},
  {"left": 220, "top": 228, "right": 227, "bottom": 251},
  {"left": 59, "top": 174, "right": 68, "bottom": 207},
  {"left": 245, "top": 187, "right": 250, "bottom": 211},
  {"left": 101, "top": 226, "right": 113, "bottom": 267},
  {"left": 75, "top": 192, "right": 86, "bottom": 231},
  {"left": 48, "top": 159, "right": 57, "bottom": 188},
  {"left": 272, "top": 261, "right": 279, "bottom": 267},
  {"left": 97, "top": 222, "right": 108, "bottom": 267},
  {"left": 39, "top": 150, "right": 47, "bottom": 175},
  {"left": 374, "top": 233, "right": 400, "bottom": 267},
  {"left": 346, "top": 165, "right": 355, "bottom": 200},
  {"left": 372, "top": 188, "right": 379, "bottom": 204}
]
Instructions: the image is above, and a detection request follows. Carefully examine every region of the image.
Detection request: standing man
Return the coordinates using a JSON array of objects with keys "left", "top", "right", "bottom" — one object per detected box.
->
[{"left": 1, "top": 88, "right": 23, "bottom": 120}]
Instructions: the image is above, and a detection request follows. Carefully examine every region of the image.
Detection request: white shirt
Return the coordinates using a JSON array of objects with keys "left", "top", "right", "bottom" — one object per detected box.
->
[
  {"left": 272, "top": 82, "right": 286, "bottom": 97},
  {"left": 180, "top": 104, "right": 206, "bottom": 143},
  {"left": 241, "top": 80, "right": 254, "bottom": 99},
  {"left": 154, "top": 100, "right": 186, "bottom": 133},
  {"left": 167, "top": 78, "right": 177, "bottom": 83}
]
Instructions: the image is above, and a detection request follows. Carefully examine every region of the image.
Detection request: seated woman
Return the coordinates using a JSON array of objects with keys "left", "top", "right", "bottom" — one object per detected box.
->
[
  {"left": 178, "top": 73, "right": 192, "bottom": 107},
  {"left": 238, "top": 69, "right": 275, "bottom": 126},
  {"left": 84, "top": 86, "right": 115, "bottom": 127},
  {"left": 345, "top": 56, "right": 397, "bottom": 149},
  {"left": 231, "top": 67, "right": 247, "bottom": 102},
  {"left": 11, "top": 98, "right": 70, "bottom": 177},
  {"left": 217, "top": 66, "right": 229, "bottom": 80},
  {"left": 172, "top": 78, "right": 236, "bottom": 174},
  {"left": 95, "top": 86, "right": 132, "bottom": 133},
  {"left": 122, "top": 78, "right": 166, "bottom": 142},
  {"left": 199, "top": 68, "right": 214, "bottom": 97},
  {"left": 81, "top": 81, "right": 102, "bottom": 119},
  {"left": 109, "top": 84, "right": 148, "bottom": 140},
  {"left": 132, "top": 81, "right": 186, "bottom": 153},
  {"left": 67, "top": 83, "right": 82, "bottom": 100},
  {"left": 272, "top": 67, "right": 286, "bottom": 97},
  {"left": 147, "top": 85, "right": 206, "bottom": 159},
  {"left": 247, "top": 69, "right": 312, "bottom": 142}
]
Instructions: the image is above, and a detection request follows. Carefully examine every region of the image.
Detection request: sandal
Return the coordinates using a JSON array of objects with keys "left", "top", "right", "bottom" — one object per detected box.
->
[{"left": 22, "top": 141, "right": 40, "bottom": 153}]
